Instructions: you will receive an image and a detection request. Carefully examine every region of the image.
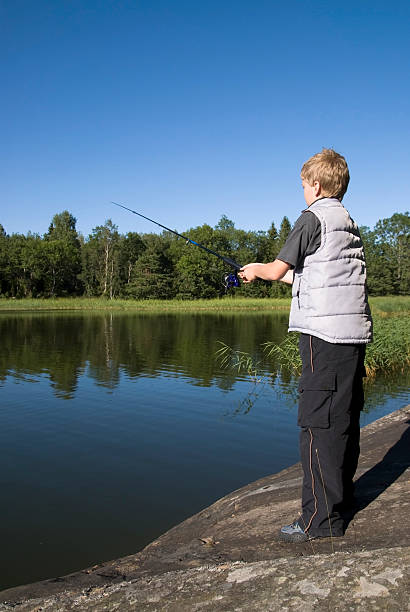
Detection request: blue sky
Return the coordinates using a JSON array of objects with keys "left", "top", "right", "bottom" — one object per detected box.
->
[{"left": 1, "top": 0, "right": 409, "bottom": 238}]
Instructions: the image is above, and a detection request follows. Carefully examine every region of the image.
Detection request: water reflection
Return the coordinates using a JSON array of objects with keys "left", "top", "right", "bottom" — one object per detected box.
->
[
  {"left": 0, "top": 312, "right": 408, "bottom": 410},
  {"left": 0, "top": 311, "right": 290, "bottom": 398}
]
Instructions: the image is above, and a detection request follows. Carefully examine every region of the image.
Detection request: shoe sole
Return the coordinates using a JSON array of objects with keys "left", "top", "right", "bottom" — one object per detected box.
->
[
  {"left": 279, "top": 534, "right": 308, "bottom": 542},
  {"left": 279, "top": 532, "right": 315, "bottom": 543}
]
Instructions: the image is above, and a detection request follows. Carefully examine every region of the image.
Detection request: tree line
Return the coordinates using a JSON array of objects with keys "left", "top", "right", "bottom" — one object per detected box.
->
[{"left": 0, "top": 210, "right": 408, "bottom": 299}]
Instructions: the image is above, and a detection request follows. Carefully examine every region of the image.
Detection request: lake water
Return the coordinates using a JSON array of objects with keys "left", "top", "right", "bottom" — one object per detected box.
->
[{"left": 0, "top": 311, "right": 409, "bottom": 590}]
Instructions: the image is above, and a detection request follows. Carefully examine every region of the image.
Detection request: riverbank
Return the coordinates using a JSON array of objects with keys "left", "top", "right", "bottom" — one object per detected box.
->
[
  {"left": 0, "top": 296, "right": 291, "bottom": 312},
  {"left": 0, "top": 295, "right": 409, "bottom": 313},
  {"left": 1, "top": 405, "right": 408, "bottom": 610}
]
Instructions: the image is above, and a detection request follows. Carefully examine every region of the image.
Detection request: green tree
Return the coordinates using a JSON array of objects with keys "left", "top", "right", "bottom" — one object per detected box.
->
[
  {"left": 2, "top": 233, "right": 23, "bottom": 296},
  {"left": 119, "top": 232, "right": 146, "bottom": 288},
  {"left": 123, "top": 231, "right": 173, "bottom": 299},
  {"left": 360, "top": 226, "right": 395, "bottom": 295},
  {"left": 264, "top": 221, "right": 279, "bottom": 262},
  {"left": 373, "top": 212, "right": 409, "bottom": 294},
  {"left": 43, "top": 211, "right": 82, "bottom": 295},
  {"left": 45, "top": 211, "right": 80, "bottom": 246},
  {"left": 214, "top": 216, "right": 268, "bottom": 267},
  {"left": 215, "top": 214, "right": 235, "bottom": 234},
  {"left": 0, "top": 225, "right": 8, "bottom": 295},
  {"left": 269, "top": 217, "right": 292, "bottom": 298},
  {"left": 170, "top": 224, "right": 229, "bottom": 299},
  {"left": 214, "top": 215, "right": 237, "bottom": 252},
  {"left": 5, "top": 233, "right": 47, "bottom": 297},
  {"left": 125, "top": 249, "right": 172, "bottom": 299},
  {"left": 277, "top": 216, "right": 292, "bottom": 251},
  {"left": 81, "top": 220, "right": 121, "bottom": 298},
  {"left": 41, "top": 240, "right": 76, "bottom": 296}
]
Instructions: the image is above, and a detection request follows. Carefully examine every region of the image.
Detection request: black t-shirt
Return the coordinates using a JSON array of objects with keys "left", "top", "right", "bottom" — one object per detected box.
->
[{"left": 277, "top": 210, "right": 321, "bottom": 269}]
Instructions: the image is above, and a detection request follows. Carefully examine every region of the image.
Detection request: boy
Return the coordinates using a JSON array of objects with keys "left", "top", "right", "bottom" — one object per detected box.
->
[{"left": 239, "top": 148, "right": 372, "bottom": 542}]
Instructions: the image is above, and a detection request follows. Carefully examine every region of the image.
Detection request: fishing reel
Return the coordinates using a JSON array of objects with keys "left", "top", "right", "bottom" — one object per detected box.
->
[{"left": 223, "top": 271, "right": 240, "bottom": 292}]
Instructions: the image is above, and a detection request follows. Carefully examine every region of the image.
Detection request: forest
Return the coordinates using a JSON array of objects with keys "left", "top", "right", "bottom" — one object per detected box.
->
[{"left": 0, "top": 210, "right": 408, "bottom": 299}]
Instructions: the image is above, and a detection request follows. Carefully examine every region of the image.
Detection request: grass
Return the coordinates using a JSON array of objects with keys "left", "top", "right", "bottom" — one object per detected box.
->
[
  {"left": 270, "top": 314, "right": 410, "bottom": 377},
  {"left": 0, "top": 296, "right": 292, "bottom": 312},
  {"left": 0, "top": 294, "right": 408, "bottom": 314},
  {"left": 365, "top": 316, "right": 410, "bottom": 376},
  {"left": 269, "top": 313, "right": 410, "bottom": 378},
  {"left": 369, "top": 295, "right": 410, "bottom": 316},
  {"left": 216, "top": 299, "right": 410, "bottom": 379}
]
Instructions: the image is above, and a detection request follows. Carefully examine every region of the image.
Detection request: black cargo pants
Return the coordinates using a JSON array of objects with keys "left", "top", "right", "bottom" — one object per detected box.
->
[{"left": 297, "top": 334, "right": 366, "bottom": 538}]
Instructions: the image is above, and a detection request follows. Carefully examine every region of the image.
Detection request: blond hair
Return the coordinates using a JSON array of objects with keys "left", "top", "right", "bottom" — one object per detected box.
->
[{"left": 301, "top": 148, "right": 350, "bottom": 200}]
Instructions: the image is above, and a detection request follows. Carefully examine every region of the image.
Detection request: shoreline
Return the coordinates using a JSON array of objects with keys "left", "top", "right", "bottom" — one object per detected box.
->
[
  {"left": 0, "top": 296, "right": 291, "bottom": 313},
  {"left": 0, "top": 295, "right": 409, "bottom": 313}
]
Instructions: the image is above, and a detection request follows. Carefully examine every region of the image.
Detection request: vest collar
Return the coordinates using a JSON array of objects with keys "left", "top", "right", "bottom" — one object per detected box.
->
[
  {"left": 310, "top": 197, "right": 341, "bottom": 208},
  {"left": 301, "top": 197, "right": 341, "bottom": 213}
]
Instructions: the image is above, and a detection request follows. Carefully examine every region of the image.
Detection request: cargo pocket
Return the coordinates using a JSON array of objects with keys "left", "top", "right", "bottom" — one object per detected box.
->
[{"left": 297, "top": 371, "right": 336, "bottom": 429}]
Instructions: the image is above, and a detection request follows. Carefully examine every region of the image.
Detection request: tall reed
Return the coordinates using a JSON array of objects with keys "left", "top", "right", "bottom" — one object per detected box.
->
[{"left": 217, "top": 314, "right": 410, "bottom": 379}]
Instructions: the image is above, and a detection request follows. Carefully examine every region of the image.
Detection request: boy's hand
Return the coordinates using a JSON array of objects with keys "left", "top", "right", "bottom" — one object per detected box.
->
[{"left": 239, "top": 263, "right": 262, "bottom": 283}]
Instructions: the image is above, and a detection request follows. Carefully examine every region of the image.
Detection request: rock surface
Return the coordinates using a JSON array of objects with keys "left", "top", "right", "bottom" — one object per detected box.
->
[{"left": 1, "top": 405, "right": 409, "bottom": 611}]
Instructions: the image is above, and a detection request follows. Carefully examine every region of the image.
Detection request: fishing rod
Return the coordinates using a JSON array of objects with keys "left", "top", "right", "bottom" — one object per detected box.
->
[{"left": 112, "top": 201, "right": 242, "bottom": 290}]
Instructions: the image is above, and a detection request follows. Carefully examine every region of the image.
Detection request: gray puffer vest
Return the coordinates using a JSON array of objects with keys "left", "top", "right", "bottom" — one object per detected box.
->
[{"left": 288, "top": 198, "right": 373, "bottom": 344}]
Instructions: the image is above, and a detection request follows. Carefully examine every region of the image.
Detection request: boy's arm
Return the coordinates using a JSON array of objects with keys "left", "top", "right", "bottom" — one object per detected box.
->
[
  {"left": 279, "top": 268, "right": 294, "bottom": 284},
  {"left": 239, "top": 259, "right": 291, "bottom": 283},
  {"left": 239, "top": 211, "right": 320, "bottom": 285}
]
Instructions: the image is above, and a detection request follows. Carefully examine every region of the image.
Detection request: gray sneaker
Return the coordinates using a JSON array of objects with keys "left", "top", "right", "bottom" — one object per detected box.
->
[{"left": 279, "top": 520, "right": 314, "bottom": 543}]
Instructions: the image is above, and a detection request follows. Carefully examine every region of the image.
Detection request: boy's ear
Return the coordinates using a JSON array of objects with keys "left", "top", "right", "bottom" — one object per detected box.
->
[{"left": 313, "top": 181, "right": 322, "bottom": 196}]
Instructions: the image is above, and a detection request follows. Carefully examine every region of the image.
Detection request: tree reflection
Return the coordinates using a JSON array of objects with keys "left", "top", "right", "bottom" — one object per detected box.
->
[{"left": 0, "top": 312, "right": 407, "bottom": 411}]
